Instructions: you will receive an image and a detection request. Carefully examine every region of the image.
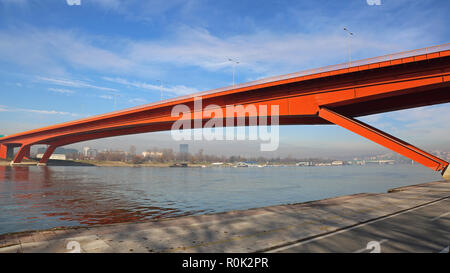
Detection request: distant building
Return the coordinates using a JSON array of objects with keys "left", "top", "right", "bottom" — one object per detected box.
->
[
  {"left": 103, "top": 149, "right": 126, "bottom": 156},
  {"left": 81, "top": 147, "right": 98, "bottom": 159},
  {"left": 36, "top": 154, "right": 66, "bottom": 160},
  {"left": 142, "top": 151, "right": 163, "bottom": 158},
  {"left": 315, "top": 163, "right": 332, "bottom": 166},
  {"left": 37, "top": 147, "right": 78, "bottom": 156},
  {"left": 179, "top": 144, "right": 189, "bottom": 154},
  {"left": 366, "top": 160, "right": 395, "bottom": 165},
  {"left": 86, "top": 149, "right": 98, "bottom": 159},
  {"left": 331, "top": 161, "right": 343, "bottom": 166}
]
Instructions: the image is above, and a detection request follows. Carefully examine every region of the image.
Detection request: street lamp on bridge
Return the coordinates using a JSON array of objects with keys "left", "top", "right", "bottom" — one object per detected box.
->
[
  {"left": 157, "top": 80, "right": 166, "bottom": 101},
  {"left": 227, "top": 58, "right": 240, "bottom": 87},
  {"left": 112, "top": 93, "right": 120, "bottom": 110},
  {"left": 343, "top": 27, "right": 354, "bottom": 66}
]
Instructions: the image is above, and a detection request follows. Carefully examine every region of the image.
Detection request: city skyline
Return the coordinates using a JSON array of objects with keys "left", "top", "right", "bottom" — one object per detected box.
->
[{"left": 26, "top": 142, "right": 450, "bottom": 163}]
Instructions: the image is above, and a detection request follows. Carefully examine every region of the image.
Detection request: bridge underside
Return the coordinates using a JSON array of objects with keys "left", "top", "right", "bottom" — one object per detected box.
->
[
  {"left": 1, "top": 48, "right": 449, "bottom": 178},
  {"left": 4, "top": 103, "right": 449, "bottom": 176}
]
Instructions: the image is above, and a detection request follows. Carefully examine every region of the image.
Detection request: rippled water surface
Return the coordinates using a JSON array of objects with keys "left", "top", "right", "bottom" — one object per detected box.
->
[{"left": 0, "top": 164, "right": 442, "bottom": 235}]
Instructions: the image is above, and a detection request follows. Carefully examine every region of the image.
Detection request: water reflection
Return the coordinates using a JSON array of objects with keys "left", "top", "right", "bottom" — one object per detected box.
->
[
  {"left": 0, "top": 165, "right": 30, "bottom": 182},
  {"left": 0, "top": 164, "right": 442, "bottom": 235},
  {"left": 0, "top": 166, "right": 202, "bottom": 234}
]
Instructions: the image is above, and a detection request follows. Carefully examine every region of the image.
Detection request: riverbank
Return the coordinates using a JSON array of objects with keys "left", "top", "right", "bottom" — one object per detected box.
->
[
  {"left": 1, "top": 159, "right": 290, "bottom": 168},
  {"left": 76, "top": 160, "right": 209, "bottom": 168},
  {"left": 0, "top": 159, "right": 36, "bottom": 166},
  {"left": 0, "top": 159, "right": 213, "bottom": 167},
  {"left": 1, "top": 180, "right": 448, "bottom": 253}
]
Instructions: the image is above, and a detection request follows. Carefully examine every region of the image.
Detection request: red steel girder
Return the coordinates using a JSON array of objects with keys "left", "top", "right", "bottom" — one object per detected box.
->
[
  {"left": 12, "top": 144, "right": 31, "bottom": 164},
  {"left": 318, "top": 107, "right": 449, "bottom": 173}
]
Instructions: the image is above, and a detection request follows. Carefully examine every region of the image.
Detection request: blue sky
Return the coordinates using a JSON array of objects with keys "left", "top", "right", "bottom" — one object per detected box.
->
[{"left": 0, "top": 0, "right": 449, "bottom": 157}]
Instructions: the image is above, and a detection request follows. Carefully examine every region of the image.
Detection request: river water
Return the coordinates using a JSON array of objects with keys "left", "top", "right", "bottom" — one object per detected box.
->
[{"left": 0, "top": 164, "right": 443, "bottom": 235}]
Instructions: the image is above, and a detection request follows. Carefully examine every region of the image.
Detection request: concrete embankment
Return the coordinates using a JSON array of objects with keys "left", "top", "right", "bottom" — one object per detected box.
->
[{"left": 0, "top": 180, "right": 449, "bottom": 253}]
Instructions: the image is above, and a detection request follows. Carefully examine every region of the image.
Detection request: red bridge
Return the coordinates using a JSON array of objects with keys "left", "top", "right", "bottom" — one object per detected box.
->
[{"left": 1, "top": 44, "right": 449, "bottom": 178}]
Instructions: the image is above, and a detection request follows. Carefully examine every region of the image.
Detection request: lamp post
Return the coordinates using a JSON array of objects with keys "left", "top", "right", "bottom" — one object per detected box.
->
[
  {"left": 228, "top": 58, "right": 240, "bottom": 87},
  {"left": 112, "top": 93, "right": 119, "bottom": 110},
  {"left": 157, "top": 80, "right": 165, "bottom": 101},
  {"left": 343, "top": 27, "right": 354, "bottom": 66}
]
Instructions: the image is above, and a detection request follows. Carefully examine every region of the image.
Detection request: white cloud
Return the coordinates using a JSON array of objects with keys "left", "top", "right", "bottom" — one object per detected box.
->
[
  {"left": 128, "top": 98, "right": 147, "bottom": 104},
  {"left": 48, "top": 87, "right": 75, "bottom": 94},
  {"left": 102, "top": 76, "right": 199, "bottom": 96},
  {"left": 0, "top": 105, "right": 79, "bottom": 116},
  {"left": 0, "top": 28, "right": 133, "bottom": 75},
  {"left": 22, "top": 109, "right": 72, "bottom": 115},
  {"left": 37, "top": 76, "right": 118, "bottom": 92},
  {"left": 99, "top": 94, "right": 113, "bottom": 100},
  {"left": 125, "top": 26, "right": 429, "bottom": 76},
  {"left": 0, "top": 23, "right": 433, "bottom": 83}
]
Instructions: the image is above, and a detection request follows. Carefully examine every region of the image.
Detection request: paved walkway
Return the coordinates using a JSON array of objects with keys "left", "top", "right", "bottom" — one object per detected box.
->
[{"left": 0, "top": 180, "right": 449, "bottom": 253}]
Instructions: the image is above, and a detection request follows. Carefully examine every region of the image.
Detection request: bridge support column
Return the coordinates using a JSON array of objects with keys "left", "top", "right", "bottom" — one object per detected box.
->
[
  {"left": 23, "top": 145, "right": 30, "bottom": 159},
  {"left": 0, "top": 144, "right": 14, "bottom": 160},
  {"left": 38, "top": 145, "right": 56, "bottom": 166},
  {"left": 318, "top": 107, "right": 449, "bottom": 176},
  {"left": 11, "top": 144, "right": 32, "bottom": 164}
]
